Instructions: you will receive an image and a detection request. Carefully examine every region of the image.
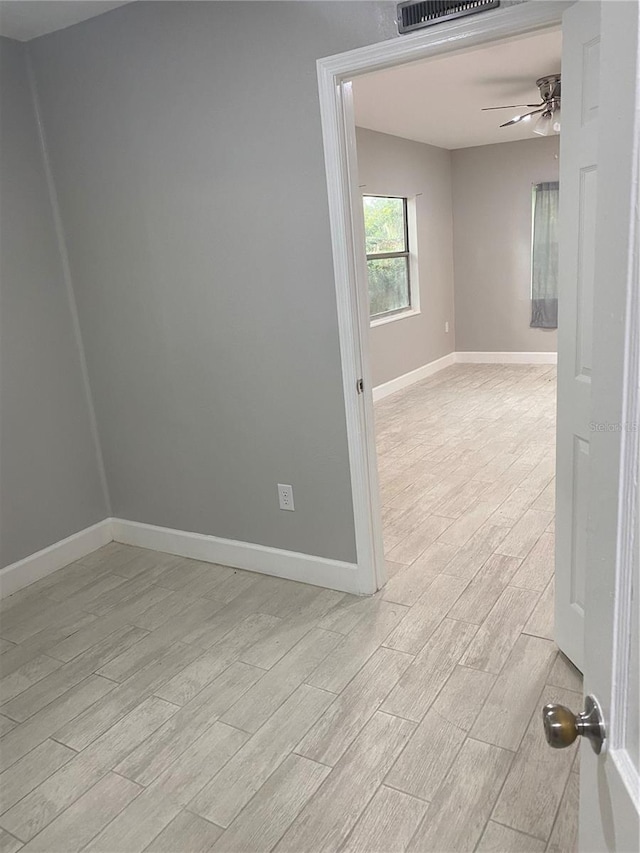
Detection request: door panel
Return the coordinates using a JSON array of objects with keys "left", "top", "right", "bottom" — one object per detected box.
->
[
  {"left": 579, "top": 0, "right": 640, "bottom": 849},
  {"left": 553, "top": 1, "right": 639, "bottom": 845},
  {"left": 555, "top": 0, "right": 601, "bottom": 671},
  {"left": 569, "top": 435, "right": 588, "bottom": 613},
  {"left": 575, "top": 164, "right": 596, "bottom": 378}
]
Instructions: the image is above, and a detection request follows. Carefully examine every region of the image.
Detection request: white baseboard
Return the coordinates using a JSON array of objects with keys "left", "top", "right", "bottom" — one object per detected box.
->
[
  {"left": 0, "top": 519, "right": 113, "bottom": 599},
  {"left": 1, "top": 517, "right": 361, "bottom": 599},
  {"left": 456, "top": 351, "right": 557, "bottom": 364},
  {"left": 111, "top": 518, "right": 361, "bottom": 595},
  {"left": 373, "top": 352, "right": 457, "bottom": 401},
  {"left": 373, "top": 351, "right": 558, "bottom": 399}
]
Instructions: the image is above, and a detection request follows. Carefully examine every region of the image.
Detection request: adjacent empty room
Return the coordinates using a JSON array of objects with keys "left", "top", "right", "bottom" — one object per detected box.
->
[{"left": 351, "top": 31, "right": 561, "bottom": 604}]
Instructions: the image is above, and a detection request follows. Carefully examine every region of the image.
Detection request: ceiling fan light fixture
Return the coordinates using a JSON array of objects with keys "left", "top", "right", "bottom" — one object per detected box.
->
[
  {"left": 533, "top": 104, "right": 561, "bottom": 136},
  {"left": 533, "top": 111, "right": 554, "bottom": 136},
  {"left": 487, "top": 73, "right": 561, "bottom": 136}
]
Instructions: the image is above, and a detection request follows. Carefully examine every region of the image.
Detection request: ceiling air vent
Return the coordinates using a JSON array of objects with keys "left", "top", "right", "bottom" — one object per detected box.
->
[{"left": 397, "top": 0, "right": 500, "bottom": 34}]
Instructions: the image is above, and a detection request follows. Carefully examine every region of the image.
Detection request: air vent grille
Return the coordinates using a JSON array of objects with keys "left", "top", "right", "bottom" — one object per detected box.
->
[{"left": 397, "top": 0, "right": 500, "bottom": 34}]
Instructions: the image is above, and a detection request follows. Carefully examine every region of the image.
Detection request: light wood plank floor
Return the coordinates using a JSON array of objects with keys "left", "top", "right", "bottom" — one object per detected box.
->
[{"left": 0, "top": 364, "right": 582, "bottom": 852}]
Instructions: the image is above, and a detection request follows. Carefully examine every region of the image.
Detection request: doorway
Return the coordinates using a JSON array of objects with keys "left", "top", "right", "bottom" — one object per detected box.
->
[
  {"left": 350, "top": 33, "right": 561, "bottom": 596},
  {"left": 316, "top": 0, "right": 567, "bottom": 596}
]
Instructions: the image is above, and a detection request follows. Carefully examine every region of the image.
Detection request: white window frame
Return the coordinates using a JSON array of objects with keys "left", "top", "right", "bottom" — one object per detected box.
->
[{"left": 369, "top": 196, "right": 421, "bottom": 327}]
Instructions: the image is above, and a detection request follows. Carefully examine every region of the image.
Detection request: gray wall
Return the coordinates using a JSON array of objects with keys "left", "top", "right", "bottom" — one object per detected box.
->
[
  {"left": 0, "top": 37, "right": 109, "bottom": 568},
  {"left": 356, "top": 128, "right": 455, "bottom": 387},
  {"left": 27, "top": 1, "right": 400, "bottom": 564},
  {"left": 451, "top": 136, "right": 560, "bottom": 353}
]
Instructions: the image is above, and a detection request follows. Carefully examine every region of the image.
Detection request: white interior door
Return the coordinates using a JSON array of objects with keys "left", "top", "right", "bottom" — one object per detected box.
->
[
  {"left": 555, "top": 0, "right": 600, "bottom": 672},
  {"left": 553, "top": 0, "right": 639, "bottom": 849},
  {"left": 579, "top": 0, "right": 640, "bottom": 847}
]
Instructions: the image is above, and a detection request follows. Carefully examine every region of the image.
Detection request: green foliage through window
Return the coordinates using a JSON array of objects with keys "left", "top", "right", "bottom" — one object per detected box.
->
[{"left": 363, "top": 196, "right": 411, "bottom": 319}]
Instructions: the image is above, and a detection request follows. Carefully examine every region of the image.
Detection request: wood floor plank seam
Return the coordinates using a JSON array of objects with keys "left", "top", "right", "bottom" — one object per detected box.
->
[
  {"left": 403, "top": 736, "right": 516, "bottom": 853},
  {"left": 375, "top": 778, "right": 431, "bottom": 804},
  {"left": 290, "top": 750, "right": 333, "bottom": 768},
  {"left": 383, "top": 707, "right": 470, "bottom": 803},
  {"left": 468, "top": 638, "right": 557, "bottom": 754},
  {"left": 340, "top": 783, "right": 429, "bottom": 853},
  {"left": 543, "top": 766, "right": 579, "bottom": 851},
  {"left": 452, "top": 610, "right": 553, "bottom": 687},
  {"left": 0, "top": 695, "right": 180, "bottom": 841},
  {"left": 487, "top": 816, "right": 549, "bottom": 843},
  {"left": 0, "top": 675, "right": 119, "bottom": 772},
  {"left": 18, "top": 772, "right": 147, "bottom": 853}
]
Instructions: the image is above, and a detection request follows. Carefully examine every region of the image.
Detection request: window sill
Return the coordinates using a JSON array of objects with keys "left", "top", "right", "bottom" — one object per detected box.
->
[{"left": 370, "top": 308, "right": 420, "bottom": 329}]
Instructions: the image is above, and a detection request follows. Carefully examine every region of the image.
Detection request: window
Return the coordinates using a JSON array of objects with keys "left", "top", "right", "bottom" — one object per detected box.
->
[
  {"left": 363, "top": 195, "right": 411, "bottom": 321},
  {"left": 530, "top": 181, "right": 559, "bottom": 329}
]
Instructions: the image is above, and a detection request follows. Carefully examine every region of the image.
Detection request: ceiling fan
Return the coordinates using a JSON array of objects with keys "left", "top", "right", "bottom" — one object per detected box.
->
[{"left": 482, "top": 74, "right": 561, "bottom": 135}]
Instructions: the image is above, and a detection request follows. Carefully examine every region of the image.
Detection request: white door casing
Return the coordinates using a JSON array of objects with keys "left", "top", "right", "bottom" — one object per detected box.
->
[
  {"left": 341, "top": 79, "right": 387, "bottom": 593},
  {"left": 580, "top": 1, "right": 640, "bottom": 849},
  {"left": 555, "top": 0, "right": 600, "bottom": 672},
  {"left": 317, "top": 0, "right": 572, "bottom": 594}
]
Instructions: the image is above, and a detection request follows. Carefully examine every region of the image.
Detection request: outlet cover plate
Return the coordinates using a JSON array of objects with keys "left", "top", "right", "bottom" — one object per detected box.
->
[{"left": 278, "top": 484, "right": 295, "bottom": 511}]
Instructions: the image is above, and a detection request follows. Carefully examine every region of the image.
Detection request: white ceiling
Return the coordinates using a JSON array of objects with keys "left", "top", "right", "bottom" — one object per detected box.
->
[
  {"left": 352, "top": 29, "right": 562, "bottom": 150},
  {"left": 0, "top": 1, "right": 131, "bottom": 41}
]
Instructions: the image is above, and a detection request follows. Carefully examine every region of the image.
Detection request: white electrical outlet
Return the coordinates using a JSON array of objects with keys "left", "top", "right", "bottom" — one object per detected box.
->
[
  {"left": 278, "top": 484, "right": 295, "bottom": 511},
  {"left": 445, "top": 321, "right": 449, "bottom": 333}
]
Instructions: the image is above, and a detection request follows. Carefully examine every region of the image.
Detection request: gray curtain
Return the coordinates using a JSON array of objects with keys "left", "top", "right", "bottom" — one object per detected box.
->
[{"left": 531, "top": 181, "right": 559, "bottom": 329}]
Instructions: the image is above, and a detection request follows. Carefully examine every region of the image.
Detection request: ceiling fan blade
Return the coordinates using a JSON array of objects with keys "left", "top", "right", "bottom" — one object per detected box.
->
[
  {"left": 500, "top": 108, "right": 545, "bottom": 128},
  {"left": 482, "top": 103, "right": 542, "bottom": 111}
]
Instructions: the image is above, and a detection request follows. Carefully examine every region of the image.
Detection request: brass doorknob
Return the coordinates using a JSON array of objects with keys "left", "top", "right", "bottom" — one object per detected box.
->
[{"left": 542, "top": 694, "right": 606, "bottom": 754}]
